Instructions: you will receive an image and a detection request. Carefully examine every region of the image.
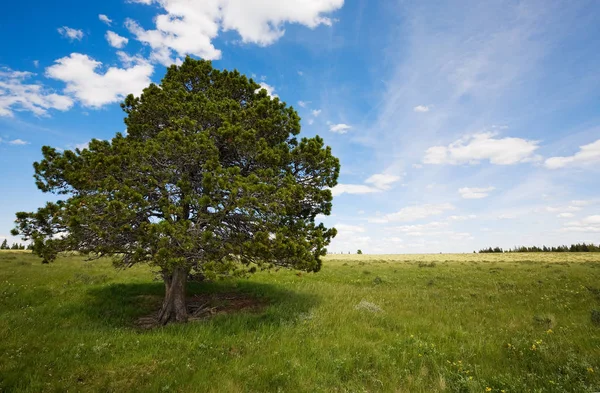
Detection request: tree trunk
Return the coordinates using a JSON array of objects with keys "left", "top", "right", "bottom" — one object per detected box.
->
[{"left": 157, "top": 266, "right": 189, "bottom": 325}]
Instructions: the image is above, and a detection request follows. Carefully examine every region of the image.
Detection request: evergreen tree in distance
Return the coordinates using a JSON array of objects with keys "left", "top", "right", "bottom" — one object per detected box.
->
[
  {"left": 0, "top": 239, "right": 8, "bottom": 249},
  {"left": 12, "top": 58, "right": 340, "bottom": 324}
]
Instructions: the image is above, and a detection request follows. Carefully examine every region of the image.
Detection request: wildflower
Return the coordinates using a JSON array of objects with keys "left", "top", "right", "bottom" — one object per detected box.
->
[
  {"left": 531, "top": 344, "right": 536, "bottom": 351},
  {"left": 546, "top": 329, "right": 553, "bottom": 334},
  {"left": 588, "top": 367, "right": 594, "bottom": 373},
  {"left": 485, "top": 387, "right": 492, "bottom": 392}
]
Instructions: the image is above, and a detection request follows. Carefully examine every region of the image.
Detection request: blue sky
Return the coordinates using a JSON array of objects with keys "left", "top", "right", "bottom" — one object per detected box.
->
[{"left": 1, "top": 0, "right": 600, "bottom": 253}]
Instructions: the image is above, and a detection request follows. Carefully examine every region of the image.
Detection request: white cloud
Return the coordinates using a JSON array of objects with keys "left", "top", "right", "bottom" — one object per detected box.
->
[
  {"left": 545, "top": 205, "right": 581, "bottom": 213},
  {"left": 74, "top": 142, "right": 90, "bottom": 150},
  {"left": 369, "top": 203, "right": 455, "bottom": 223},
  {"left": 307, "top": 119, "right": 314, "bottom": 125},
  {"left": 365, "top": 173, "right": 401, "bottom": 190},
  {"left": 45, "top": 53, "right": 154, "bottom": 108},
  {"left": 448, "top": 215, "right": 477, "bottom": 221},
  {"left": 330, "top": 184, "right": 379, "bottom": 197},
  {"left": 571, "top": 200, "right": 593, "bottom": 207},
  {"left": 312, "top": 109, "right": 321, "bottom": 117},
  {"left": 99, "top": 14, "right": 112, "bottom": 25},
  {"left": 298, "top": 100, "right": 309, "bottom": 108},
  {"left": 562, "top": 215, "right": 600, "bottom": 233},
  {"left": 33, "top": 60, "right": 39, "bottom": 68},
  {"left": 329, "top": 123, "right": 351, "bottom": 134},
  {"left": 498, "top": 214, "right": 516, "bottom": 220},
  {"left": 105, "top": 31, "right": 129, "bottom": 48},
  {"left": 557, "top": 213, "right": 574, "bottom": 218},
  {"left": 0, "top": 68, "right": 74, "bottom": 117},
  {"left": 57, "top": 26, "right": 84, "bottom": 41},
  {"left": 413, "top": 105, "right": 430, "bottom": 112},
  {"left": 256, "top": 82, "right": 278, "bottom": 98},
  {"left": 458, "top": 186, "right": 495, "bottom": 199},
  {"left": 125, "top": 0, "right": 343, "bottom": 65},
  {"left": 116, "top": 51, "right": 148, "bottom": 67},
  {"left": 390, "top": 221, "right": 449, "bottom": 232},
  {"left": 331, "top": 223, "right": 371, "bottom": 251},
  {"left": 404, "top": 230, "right": 473, "bottom": 240},
  {"left": 545, "top": 139, "right": 600, "bottom": 169},
  {"left": 297, "top": 71, "right": 304, "bottom": 76},
  {"left": 423, "top": 132, "right": 540, "bottom": 165},
  {"left": 334, "top": 224, "right": 365, "bottom": 234},
  {"left": 8, "top": 139, "right": 29, "bottom": 145},
  {"left": 332, "top": 172, "right": 401, "bottom": 197}
]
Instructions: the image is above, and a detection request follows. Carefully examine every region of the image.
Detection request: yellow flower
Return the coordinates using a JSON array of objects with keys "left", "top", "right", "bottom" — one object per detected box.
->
[
  {"left": 588, "top": 367, "right": 594, "bottom": 373},
  {"left": 546, "top": 329, "right": 553, "bottom": 334},
  {"left": 485, "top": 388, "right": 492, "bottom": 392},
  {"left": 531, "top": 344, "right": 536, "bottom": 351}
]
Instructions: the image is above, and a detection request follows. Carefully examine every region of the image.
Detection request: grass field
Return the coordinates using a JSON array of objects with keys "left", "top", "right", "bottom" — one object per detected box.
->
[{"left": 1, "top": 251, "right": 599, "bottom": 392}]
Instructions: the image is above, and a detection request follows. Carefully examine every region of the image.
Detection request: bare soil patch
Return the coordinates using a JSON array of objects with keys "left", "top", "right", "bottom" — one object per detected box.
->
[{"left": 136, "top": 292, "right": 268, "bottom": 329}]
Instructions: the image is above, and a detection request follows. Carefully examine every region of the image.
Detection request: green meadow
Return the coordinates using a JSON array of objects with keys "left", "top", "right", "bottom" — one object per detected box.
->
[{"left": 1, "top": 251, "right": 599, "bottom": 392}]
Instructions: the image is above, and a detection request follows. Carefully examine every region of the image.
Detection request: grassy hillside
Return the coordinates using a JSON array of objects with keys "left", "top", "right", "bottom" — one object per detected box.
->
[{"left": 1, "top": 251, "right": 599, "bottom": 392}]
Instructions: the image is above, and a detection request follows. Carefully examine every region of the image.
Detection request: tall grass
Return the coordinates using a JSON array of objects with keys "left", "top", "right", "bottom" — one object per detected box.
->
[{"left": 1, "top": 251, "right": 599, "bottom": 392}]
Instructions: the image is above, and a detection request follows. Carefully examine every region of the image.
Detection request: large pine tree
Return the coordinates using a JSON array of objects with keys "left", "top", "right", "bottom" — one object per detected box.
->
[{"left": 13, "top": 58, "right": 339, "bottom": 324}]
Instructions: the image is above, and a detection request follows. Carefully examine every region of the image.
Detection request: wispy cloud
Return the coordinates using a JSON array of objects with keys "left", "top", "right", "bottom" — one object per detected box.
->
[
  {"left": 369, "top": 203, "right": 455, "bottom": 223},
  {"left": 57, "top": 26, "right": 84, "bottom": 41},
  {"left": 0, "top": 68, "right": 73, "bottom": 117},
  {"left": 459, "top": 186, "right": 495, "bottom": 199}
]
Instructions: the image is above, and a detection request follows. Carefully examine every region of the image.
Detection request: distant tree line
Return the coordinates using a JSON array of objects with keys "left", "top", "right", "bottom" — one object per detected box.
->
[
  {"left": 478, "top": 243, "right": 600, "bottom": 253},
  {"left": 0, "top": 239, "right": 32, "bottom": 250}
]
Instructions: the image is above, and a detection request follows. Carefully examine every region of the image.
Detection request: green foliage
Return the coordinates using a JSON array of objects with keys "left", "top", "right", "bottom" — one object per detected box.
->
[
  {"left": 1, "top": 252, "right": 599, "bottom": 392},
  {"left": 12, "top": 57, "right": 339, "bottom": 280},
  {"left": 0, "top": 239, "right": 7, "bottom": 249},
  {"left": 480, "top": 243, "right": 600, "bottom": 253},
  {"left": 357, "top": 249, "right": 362, "bottom": 254}
]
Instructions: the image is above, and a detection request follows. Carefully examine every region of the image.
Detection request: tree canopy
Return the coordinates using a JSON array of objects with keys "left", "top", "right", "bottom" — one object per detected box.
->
[{"left": 12, "top": 58, "right": 339, "bottom": 324}]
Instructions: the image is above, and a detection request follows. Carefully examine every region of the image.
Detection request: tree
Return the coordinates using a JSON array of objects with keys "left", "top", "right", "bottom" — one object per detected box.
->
[
  {"left": 12, "top": 58, "right": 340, "bottom": 325},
  {"left": 357, "top": 250, "right": 362, "bottom": 254},
  {"left": 0, "top": 239, "right": 7, "bottom": 249}
]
